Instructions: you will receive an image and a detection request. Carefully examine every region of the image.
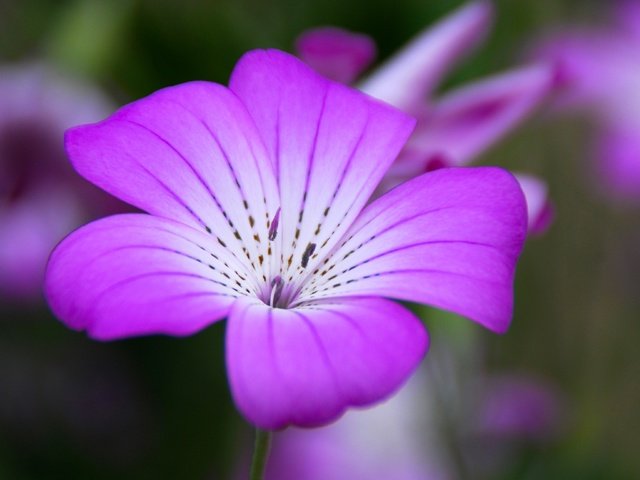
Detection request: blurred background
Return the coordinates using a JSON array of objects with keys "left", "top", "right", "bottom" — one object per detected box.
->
[{"left": 0, "top": 0, "right": 638, "bottom": 478}]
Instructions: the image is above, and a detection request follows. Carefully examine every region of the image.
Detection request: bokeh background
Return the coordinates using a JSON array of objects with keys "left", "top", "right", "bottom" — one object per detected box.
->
[{"left": 0, "top": 0, "right": 638, "bottom": 478}]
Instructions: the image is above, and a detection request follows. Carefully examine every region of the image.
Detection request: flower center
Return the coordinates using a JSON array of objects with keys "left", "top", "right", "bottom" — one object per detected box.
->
[
  {"left": 251, "top": 207, "right": 322, "bottom": 308},
  {"left": 261, "top": 275, "right": 298, "bottom": 309},
  {"left": 261, "top": 240, "right": 316, "bottom": 308}
]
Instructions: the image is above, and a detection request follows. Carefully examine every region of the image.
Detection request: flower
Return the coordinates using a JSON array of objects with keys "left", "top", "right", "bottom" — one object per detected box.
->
[
  {"left": 295, "top": 27, "right": 376, "bottom": 85},
  {"left": 259, "top": 357, "right": 562, "bottom": 479},
  {"left": 476, "top": 374, "right": 563, "bottom": 442},
  {"left": 533, "top": 0, "right": 640, "bottom": 201},
  {"left": 0, "top": 63, "right": 114, "bottom": 300},
  {"left": 45, "top": 49, "right": 527, "bottom": 429},
  {"left": 296, "top": 1, "right": 554, "bottom": 234},
  {"left": 262, "top": 369, "right": 449, "bottom": 480}
]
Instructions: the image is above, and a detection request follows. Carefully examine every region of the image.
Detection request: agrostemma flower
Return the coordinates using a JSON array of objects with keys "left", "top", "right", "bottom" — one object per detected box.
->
[{"left": 46, "top": 50, "right": 527, "bottom": 429}]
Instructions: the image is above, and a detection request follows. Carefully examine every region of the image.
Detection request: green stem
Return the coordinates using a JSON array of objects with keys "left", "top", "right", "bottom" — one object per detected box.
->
[{"left": 249, "top": 429, "right": 272, "bottom": 480}]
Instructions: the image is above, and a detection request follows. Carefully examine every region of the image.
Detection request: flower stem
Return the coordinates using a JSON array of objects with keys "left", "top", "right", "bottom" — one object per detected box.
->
[{"left": 249, "top": 429, "right": 272, "bottom": 480}]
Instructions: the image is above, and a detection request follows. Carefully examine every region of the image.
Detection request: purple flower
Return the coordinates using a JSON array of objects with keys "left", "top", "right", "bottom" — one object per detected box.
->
[
  {"left": 45, "top": 49, "right": 527, "bottom": 429},
  {"left": 263, "top": 370, "right": 449, "bottom": 480},
  {"left": 533, "top": 0, "right": 640, "bottom": 201},
  {"left": 464, "top": 373, "right": 564, "bottom": 476},
  {"left": 476, "top": 374, "right": 563, "bottom": 442},
  {"left": 0, "top": 63, "right": 114, "bottom": 300},
  {"left": 296, "top": 1, "right": 554, "bottom": 234},
  {"left": 513, "top": 173, "right": 554, "bottom": 236},
  {"left": 258, "top": 360, "right": 562, "bottom": 479},
  {"left": 296, "top": 27, "right": 376, "bottom": 84}
]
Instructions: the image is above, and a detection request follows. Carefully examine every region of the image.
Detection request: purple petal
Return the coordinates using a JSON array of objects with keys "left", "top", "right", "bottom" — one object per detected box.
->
[
  {"left": 295, "top": 27, "right": 377, "bottom": 84},
  {"left": 477, "top": 375, "right": 563, "bottom": 441},
  {"left": 300, "top": 167, "right": 527, "bottom": 333},
  {"left": 372, "top": 148, "right": 446, "bottom": 197},
  {"left": 230, "top": 49, "right": 415, "bottom": 277},
  {"left": 532, "top": 32, "right": 636, "bottom": 110},
  {"left": 0, "top": 64, "right": 114, "bottom": 301},
  {"left": 265, "top": 369, "right": 444, "bottom": 480},
  {"left": 594, "top": 125, "right": 640, "bottom": 201},
  {"left": 226, "top": 296, "right": 428, "bottom": 429},
  {"left": 0, "top": 187, "right": 83, "bottom": 300},
  {"left": 359, "top": 0, "right": 492, "bottom": 112},
  {"left": 45, "top": 214, "right": 241, "bottom": 340},
  {"left": 408, "top": 64, "right": 552, "bottom": 167},
  {"left": 613, "top": 0, "right": 640, "bottom": 42},
  {"left": 514, "top": 173, "right": 554, "bottom": 235},
  {"left": 0, "top": 63, "right": 112, "bottom": 130},
  {"left": 65, "top": 81, "right": 280, "bottom": 270}
]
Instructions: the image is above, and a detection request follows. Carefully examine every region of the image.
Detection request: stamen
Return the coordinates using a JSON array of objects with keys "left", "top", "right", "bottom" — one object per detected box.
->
[
  {"left": 301, "top": 242, "right": 316, "bottom": 268},
  {"left": 268, "top": 207, "right": 281, "bottom": 241},
  {"left": 269, "top": 275, "right": 284, "bottom": 307}
]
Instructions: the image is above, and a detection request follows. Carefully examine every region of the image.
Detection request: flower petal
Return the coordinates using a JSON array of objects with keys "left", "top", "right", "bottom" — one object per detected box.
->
[
  {"left": 409, "top": 64, "right": 552, "bottom": 167},
  {"left": 0, "top": 63, "right": 112, "bottom": 129},
  {"left": 45, "top": 214, "right": 244, "bottom": 340},
  {"left": 264, "top": 368, "right": 441, "bottom": 480},
  {"left": 594, "top": 124, "right": 640, "bottom": 201},
  {"left": 226, "top": 296, "right": 428, "bottom": 429},
  {"left": 359, "top": 0, "right": 492, "bottom": 112},
  {"left": 532, "top": 32, "right": 636, "bottom": 110},
  {"left": 0, "top": 186, "right": 83, "bottom": 300},
  {"left": 613, "top": 0, "right": 640, "bottom": 42},
  {"left": 230, "top": 49, "right": 415, "bottom": 283},
  {"left": 514, "top": 173, "right": 554, "bottom": 235},
  {"left": 295, "top": 27, "right": 377, "bottom": 84},
  {"left": 65, "top": 81, "right": 280, "bottom": 278},
  {"left": 477, "top": 374, "right": 563, "bottom": 441},
  {"left": 299, "top": 167, "right": 527, "bottom": 334}
]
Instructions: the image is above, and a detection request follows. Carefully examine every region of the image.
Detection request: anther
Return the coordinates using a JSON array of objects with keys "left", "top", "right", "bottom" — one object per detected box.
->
[
  {"left": 268, "top": 207, "right": 281, "bottom": 241},
  {"left": 301, "top": 242, "right": 316, "bottom": 268}
]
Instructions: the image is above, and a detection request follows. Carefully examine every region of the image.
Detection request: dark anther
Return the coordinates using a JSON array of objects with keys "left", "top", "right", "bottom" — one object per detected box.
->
[
  {"left": 301, "top": 243, "right": 316, "bottom": 268},
  {"left": 268, "top": 207, "right": 281, "bottom": 241}
]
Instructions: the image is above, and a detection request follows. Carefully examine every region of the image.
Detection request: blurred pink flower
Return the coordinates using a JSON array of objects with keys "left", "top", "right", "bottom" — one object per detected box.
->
[
  {"left": 533, "top": 0, "right": 640, "bottom": 201},
  {"left": 0, "top": 64, "right": 114, "bottom": 301},
  {"left": 296, "top": 27, "right": 376, "bottom": 84},
  {"left": 296, "top": 1, "right": 554, "bottom": 234},
  {"left": 264, "top": 371, "right": 450, "bottom": 480},
  {"left": 45, "top": 49, "right": 527, "bottom": 429},
  {"left": 261, "top": 362, "right": 563, "bottom": 479},
  {"left": 477, "top": 374, "right": 562, "bottom": 441}
]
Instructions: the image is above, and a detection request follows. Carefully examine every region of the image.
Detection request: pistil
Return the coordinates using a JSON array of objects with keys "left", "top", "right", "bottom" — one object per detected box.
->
[{"left": 269, "top": 275, "right": 284, "bottom": 307}]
